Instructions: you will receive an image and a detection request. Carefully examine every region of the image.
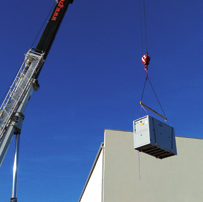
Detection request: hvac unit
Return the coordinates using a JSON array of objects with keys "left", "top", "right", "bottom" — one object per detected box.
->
[{"left": 133, "top": 115, "right": 177, "bottom": 159}]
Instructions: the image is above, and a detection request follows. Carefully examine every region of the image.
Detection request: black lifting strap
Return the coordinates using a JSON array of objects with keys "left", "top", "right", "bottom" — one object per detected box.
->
[{"left": 140, "top": 76, "right": 167, "bottom": 121}]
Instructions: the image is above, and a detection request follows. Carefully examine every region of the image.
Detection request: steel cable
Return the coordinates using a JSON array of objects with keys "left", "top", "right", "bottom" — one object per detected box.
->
[
  {"left": 147, "top": 77, "right": 166, "bottom": 117},
  {"left": 30, "top": 2, "right": 56, "bottom": 49},
  {"left": 142, "top": 0, "right": 148, "bottom": 54}
]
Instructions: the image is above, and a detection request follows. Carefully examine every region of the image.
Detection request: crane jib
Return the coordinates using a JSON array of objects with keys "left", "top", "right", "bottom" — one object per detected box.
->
[
  {"left": 35, "top": 0, "right": 74, "bottom": 59},
  {"left": 34, "top": 0, "right": 74, "bottom": 79},
  {"left": 0, "top": 1, "right": 74, "bottom": 198}
]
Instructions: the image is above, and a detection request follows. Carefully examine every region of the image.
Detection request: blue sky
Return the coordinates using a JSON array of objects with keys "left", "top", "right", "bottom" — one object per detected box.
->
[{"left": 0, "top": 0, "right": 202, "bottom": 201}]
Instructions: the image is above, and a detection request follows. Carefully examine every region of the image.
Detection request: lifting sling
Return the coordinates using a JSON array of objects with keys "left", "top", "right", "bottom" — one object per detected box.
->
[{"left": 140, "top": 75, "right": 167, "bottom": 121}]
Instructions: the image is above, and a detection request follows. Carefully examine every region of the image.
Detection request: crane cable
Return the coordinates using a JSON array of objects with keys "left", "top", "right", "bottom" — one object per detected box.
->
[
  {"left": 30, "top": 2, "right": 56, "bottom": 49},
  {"left": 139, "top": 0, "right": 167, "bottom": 121},
  {"left": 140, "top": 76, "right": 167, "bottom": 119},
  {"left": 139, "top": 0, "right": 148, "bottom": 55}
]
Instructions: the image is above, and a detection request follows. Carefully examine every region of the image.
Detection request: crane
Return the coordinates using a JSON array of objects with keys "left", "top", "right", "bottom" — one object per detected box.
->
[{"left": 0, "top": 0, "right": 74, "bottom": 201}]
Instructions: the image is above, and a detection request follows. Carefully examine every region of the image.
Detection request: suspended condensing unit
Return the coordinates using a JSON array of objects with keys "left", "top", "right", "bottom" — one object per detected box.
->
[{"left": 133, "top": 115, "right": 177, "bottom": 159}]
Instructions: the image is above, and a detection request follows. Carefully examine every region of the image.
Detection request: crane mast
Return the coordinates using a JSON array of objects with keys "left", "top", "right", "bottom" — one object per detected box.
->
[{"left": 0, "top": 0, "right": 74, "bottom": 201}]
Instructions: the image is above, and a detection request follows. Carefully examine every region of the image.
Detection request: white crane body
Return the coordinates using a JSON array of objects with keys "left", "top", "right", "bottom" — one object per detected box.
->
[{"left": 0, "top": 49, "right": 44, "bottom": 166}]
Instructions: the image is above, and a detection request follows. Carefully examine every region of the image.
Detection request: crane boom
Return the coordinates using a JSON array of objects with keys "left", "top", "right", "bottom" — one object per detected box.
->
[
  {"left": 35, "top": 0, "right": 73, "bottom": 78},
  {"left": 0, "top": 0, "right": 74, "bottom": 166}
]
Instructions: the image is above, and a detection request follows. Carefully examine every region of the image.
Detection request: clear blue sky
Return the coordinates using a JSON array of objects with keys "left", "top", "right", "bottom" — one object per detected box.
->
[{"left": 0, "top": 0, "right": 202, "bottom": 201}]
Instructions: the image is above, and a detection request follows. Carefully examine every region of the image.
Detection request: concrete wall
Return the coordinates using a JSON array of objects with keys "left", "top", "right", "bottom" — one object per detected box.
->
[
  {"left": 103, "top": 129, "right": 203, "bottom": 202},
  {"left": 79, "top": 129, "right": 203, "bottom": 202}
]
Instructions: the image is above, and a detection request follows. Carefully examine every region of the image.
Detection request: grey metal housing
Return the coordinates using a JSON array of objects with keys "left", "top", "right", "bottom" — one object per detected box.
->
[{"left": 133, "top": 115, "right": 177, "bottom": 159}]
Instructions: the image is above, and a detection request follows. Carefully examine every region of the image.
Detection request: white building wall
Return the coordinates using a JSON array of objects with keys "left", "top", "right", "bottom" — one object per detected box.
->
[{"left": 80, "top": 147, "right": 103, "bottom": 202}]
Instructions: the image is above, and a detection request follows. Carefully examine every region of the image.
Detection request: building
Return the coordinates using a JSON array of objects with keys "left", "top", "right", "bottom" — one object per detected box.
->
[{"left": 79, "top": 129, "right": 203, "bottom": 202}]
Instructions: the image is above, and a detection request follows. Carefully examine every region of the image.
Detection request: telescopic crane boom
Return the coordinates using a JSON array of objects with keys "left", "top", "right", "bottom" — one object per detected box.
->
[
  {"left": 0, "top": 2, "right": 74, "bottom": 199},
  {"left": 35, "top": 0, "right": 73, "bottom": 78},
  {"left": 0, "top": 0, "right": 73, "bottom": 166}
]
